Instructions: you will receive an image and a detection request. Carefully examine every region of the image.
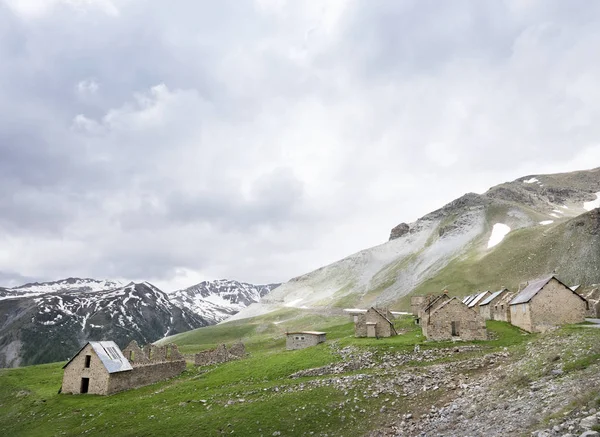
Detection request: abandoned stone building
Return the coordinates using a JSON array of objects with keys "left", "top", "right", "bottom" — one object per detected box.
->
[
  {"left": 509, "top": 275, "right": 588, "bottom": 333},
  {"left": 492, "top": 291, "right": 515, "bottom": 323},
  {"left": 422, "top": 297, "right": 487, "bottom": 341},
  {"left": 194, "top": 342, "right": 246, "bottom": 366},
  {"left": 416, "top": 293, "right": 451, "bottom": 326},
  {"left": 286, "top": 331, "right": 326, "bottom": 350},
  {"left": 62, "top": 340, "right": 185, "bottom": 395},
  {"left": 410, "top": 295, "right": 426, "bottom": 316},
  {"left": 478, "top": 288, "right": 511, "bottom": 320},
  {"left": 355, "top": 307, "right": 397, "bottom": 338}
]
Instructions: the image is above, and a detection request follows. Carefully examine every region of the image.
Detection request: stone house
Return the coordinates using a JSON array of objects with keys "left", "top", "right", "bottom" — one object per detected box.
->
[
  {"left": 62, "top": 340, "right": 185, "bottom": 395},
  {"left": 422, "top": 297, "right": 487, "bottom": 341},
  {"left": 509, "top": 275, "right": 588, "bottom": 333},
  {"left": 355, "top": 307, "right": 397, "bottom": 338},
  {"left": 478, "top": 288, "right": 510, "bottom": 320},
  {"left": 286, "top": 331, "right": 326, "bottom": 350},
  {"left": 416, "top": 294, "right": 451, "bottom": 326},
  {"left": 492, "top": 291, "right": 515, "bottom": 323}
]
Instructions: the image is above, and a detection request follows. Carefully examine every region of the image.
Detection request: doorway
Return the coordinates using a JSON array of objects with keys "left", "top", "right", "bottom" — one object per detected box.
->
[
  {"left": 451, "top": 321, "right": 460, "bottom": 337},
  {"left": 80, "top": 378, "right": 89, "bottom": 394}
]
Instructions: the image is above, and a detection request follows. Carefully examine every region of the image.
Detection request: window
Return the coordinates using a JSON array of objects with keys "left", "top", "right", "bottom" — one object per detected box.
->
[
  {"left": 300, "top": 336, "right": 305, "bottom": 340},
  {"left": 84, "top": 355, "right": 91, "bottom": 368}
]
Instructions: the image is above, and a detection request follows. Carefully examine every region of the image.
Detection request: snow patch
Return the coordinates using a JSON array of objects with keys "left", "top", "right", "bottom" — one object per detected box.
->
[
  {"left": 523, "top": 178, "right": 539, "bottom": 184},
  {"left": 549, "top": 213, "right": 560, "bottom": 218},
  {"left": 539, "top": 220, "right": 554, "bottom": 225},
  {"left": 583, "top": 192, "right": 600, "bottom": 211},
  {"left": 284, "top": 298, "right": 304, "bottom": 308},
  {"left": 487, "top": 223, "right": 511, "bottom": 249}
]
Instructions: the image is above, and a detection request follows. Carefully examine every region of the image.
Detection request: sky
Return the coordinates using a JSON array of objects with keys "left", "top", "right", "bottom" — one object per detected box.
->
[{"left": 1, "top": 0, "right": 600, "bottom": 290}]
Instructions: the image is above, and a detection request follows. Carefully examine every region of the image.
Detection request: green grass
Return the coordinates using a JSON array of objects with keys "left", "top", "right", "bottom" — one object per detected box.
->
[{"left": 3, "top": 316, "right": 598, "bottom": 437}]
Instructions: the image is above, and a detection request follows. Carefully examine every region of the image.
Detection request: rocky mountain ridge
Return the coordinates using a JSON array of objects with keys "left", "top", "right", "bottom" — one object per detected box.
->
[
  {"left": 0, "top": 278, "right": 279, "bottom": 368},
  {"left": 229, "top": 167, "right": 600, "bottom": 322}
]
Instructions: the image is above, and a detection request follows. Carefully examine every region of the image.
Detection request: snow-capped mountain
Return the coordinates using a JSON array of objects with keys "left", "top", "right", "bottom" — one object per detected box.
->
[
  {"left": 169, "top": 279, "right": 280, "bottom": 324},
  {"left": 1, "top": 278, "right": 124, "bottom": 300},
  {"left": 0, "top": 279, "right": 278, "bottom": 368}
]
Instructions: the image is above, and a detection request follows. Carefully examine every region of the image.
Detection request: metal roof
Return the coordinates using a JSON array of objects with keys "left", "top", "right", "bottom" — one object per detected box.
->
[
  {"left": 479, "top": 289, "right": 505, "bottom": 306},
  {"left": 468, "top": 291, "right": 490, "bottom": 308},
  {"left": 463, "top": 295, "right": 477, "bottom": 305},
  {"left": 509, "top": 276, "right": 554, "bottom": 305},
  {"left": 63, "top": 341, "right": 133, "bottom": 373},
  {"left": 509, "top": 275, "right": 586, "bottom": 305},
  {"left": 462, "top": 295, "right": 473, "bottom": 304}
]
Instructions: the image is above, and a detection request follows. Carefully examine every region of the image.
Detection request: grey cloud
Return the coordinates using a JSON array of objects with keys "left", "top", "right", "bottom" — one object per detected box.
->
[{"left": 1, "top": 0, "right": 600, "bottom": 287}]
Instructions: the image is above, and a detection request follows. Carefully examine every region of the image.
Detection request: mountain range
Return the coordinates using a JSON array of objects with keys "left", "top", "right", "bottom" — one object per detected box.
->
[
  {"left": 228, "top": 167, "right": 600, "bottom": 322},
  {"left": 0, "top": 278, "right": 279, "bottom": 367}
]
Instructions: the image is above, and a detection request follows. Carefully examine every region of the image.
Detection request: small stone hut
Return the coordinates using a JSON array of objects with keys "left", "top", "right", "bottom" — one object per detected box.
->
[
  {"left": 62, "top": 340, "right": 185, "bottom": 395},
  {"left": 422, "top": 297, "right": 487, "bottom": 341},
  {"left": 355, "top": 307, "right": 397, "bottom": 338},
  {"left": 509, "top": 275, "right": 588, "bottom": 333},
  {"left": 286, "top": 331, "right": 326, "bottom": 350},
  {"left": 478, "top": 288, "right": 510, "bottom": 320}
]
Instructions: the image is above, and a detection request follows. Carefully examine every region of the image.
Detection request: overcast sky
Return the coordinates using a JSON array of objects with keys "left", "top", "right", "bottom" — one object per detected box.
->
[{"left": 1, "top": 0, "right": 599, "bottom": 290}]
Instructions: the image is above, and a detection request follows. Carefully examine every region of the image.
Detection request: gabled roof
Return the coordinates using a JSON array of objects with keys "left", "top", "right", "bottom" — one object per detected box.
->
[
  {"left": 369, "top": 307, "right": 398, "bottom": 335},
  {"left": 430, "top": 297, "right": 470, "bottom": 315},
  {"left": 479, "top": 289, "right": 506, "bottom": 306},
  {"left": 63, "top": 341, "right": 133, "bottom": 373},
  {"left": 424, "top": 294, "right": 450, "bottom": 313},
  {"left": 468, "top": 291, "right": 490, "bottom": 308},
  {"left": 509, "top": 275, "right": 587, "bottom": 305}
]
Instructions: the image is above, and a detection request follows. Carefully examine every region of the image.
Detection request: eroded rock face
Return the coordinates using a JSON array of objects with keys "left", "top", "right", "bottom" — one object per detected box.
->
[{"left": 389, "top": 223, "right": 410, "bottom": 240}]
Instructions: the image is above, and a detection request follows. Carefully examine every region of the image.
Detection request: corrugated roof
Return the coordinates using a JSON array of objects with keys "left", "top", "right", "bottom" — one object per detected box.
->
[
  {"left": 468, "top": 291, "right": 490, "bottom": 308},
  {"left": 479, "top": 289, "right": 505, "bottom": 306},
  {"left": 509, "top": 275, "right": 586, "bottom": 305},
  {"left": 464, "top": 295, "right": 477, "bottom": 305},
  {"left": 462, "top": 295, "right": 473, "bottom": 304},
  {"left": 63, "top": 341, "right": 133, "bottom": 373},
  {"left": 509, "top": 276, "right": 554, "bottom": 305}
]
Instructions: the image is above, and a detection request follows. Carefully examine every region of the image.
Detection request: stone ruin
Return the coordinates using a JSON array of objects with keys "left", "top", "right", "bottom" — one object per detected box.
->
[
  {"left": 194, "top": 342, "right": 246, "bottom": 366},
  {"left": 121, "top": 340, "right": 184, "bottom": 365}
]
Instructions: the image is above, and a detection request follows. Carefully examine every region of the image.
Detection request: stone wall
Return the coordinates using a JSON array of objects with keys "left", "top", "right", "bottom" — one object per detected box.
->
[
  {"left": 354, "top": 308, "right": 396, "bottom": 338},
  {"left": 194, "top": 343, "right": 246, "bottom": 366},
  {"left": 426, "top": 299, "right": 487, "bottom": 341},
  {"left": 107, "top": 360, "right": 186, "bottom": 395},
  {"left": 530, "top": 279, "right": 587, "bottom": 332},
  {"left": 62, "top": 343, "right": 111, "bottom": 395},
  {"left": 510, "top": 279, "right": 588, "bottom": 333},
  {"left": 410, "top": 296, "right": 425, "bottom": 316},
  {"left": 286, "top": 334, "right": 326, "bottom": 350}
]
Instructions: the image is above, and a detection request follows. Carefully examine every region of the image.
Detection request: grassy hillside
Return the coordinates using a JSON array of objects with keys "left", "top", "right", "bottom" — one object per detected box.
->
[
  {"left": 391, "top": 208, "right": 600, "bottom": 310},
  {"left": 0, "top": 315, "right": 554, "bottom": 437}
]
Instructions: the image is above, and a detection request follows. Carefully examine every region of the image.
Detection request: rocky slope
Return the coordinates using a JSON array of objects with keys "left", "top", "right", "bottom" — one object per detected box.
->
[
  {"left": 0, "top": 279, "right": 278, "bottom": 368},
  {"left": 230, "top": 167, "right": 600, "bottom": 321}
]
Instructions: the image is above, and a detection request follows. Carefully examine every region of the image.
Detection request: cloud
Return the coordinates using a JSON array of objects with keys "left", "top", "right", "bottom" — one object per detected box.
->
[{"left": 1, "top": 0, "right": 600, "bottom": 289}]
